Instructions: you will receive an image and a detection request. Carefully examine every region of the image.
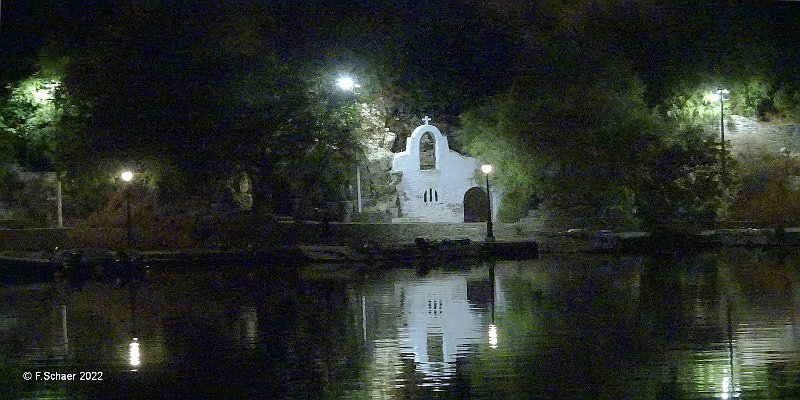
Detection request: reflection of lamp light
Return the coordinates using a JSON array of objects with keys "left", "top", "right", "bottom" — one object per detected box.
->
[
  {"left": 129, "top": 338, "right": 141, "bottom": 368},
  {"left": 721, "top": 367, "right": 731, "bottom": 399},
  {"left": 488, "top": 324, "right": 498, "bottom": 349}
]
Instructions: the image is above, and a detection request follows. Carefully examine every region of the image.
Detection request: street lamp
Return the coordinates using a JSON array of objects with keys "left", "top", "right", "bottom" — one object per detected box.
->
[
  {"left": 121, "top": 170, "right": 134, "bottom": 248},
  {"left": 336, "top": 76, "right": 360, "bottom": 92},
  {"left": 481, "top": 164, "right": 494, "bottom": 241},
  {"left": 708, "top": 88, "right": 730, "bottom": 182}
]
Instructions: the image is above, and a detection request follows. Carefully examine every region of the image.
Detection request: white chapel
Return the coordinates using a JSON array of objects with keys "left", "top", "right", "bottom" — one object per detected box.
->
[{"left": 391, "top": 117, "right": 500, "bottom": 223}]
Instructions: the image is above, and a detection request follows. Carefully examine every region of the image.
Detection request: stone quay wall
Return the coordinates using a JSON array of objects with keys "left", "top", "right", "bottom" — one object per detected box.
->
[
  {"left": 0, "top": 222, "right": 530, "bottom": 252},
  {"left": 5, "top": 221, "right": 797, "bottom": 254}
]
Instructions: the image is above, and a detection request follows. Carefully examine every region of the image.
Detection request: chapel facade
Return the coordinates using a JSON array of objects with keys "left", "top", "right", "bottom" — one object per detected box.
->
[{"left": 391, "top": 118, "right": 500, "bottom": 223}]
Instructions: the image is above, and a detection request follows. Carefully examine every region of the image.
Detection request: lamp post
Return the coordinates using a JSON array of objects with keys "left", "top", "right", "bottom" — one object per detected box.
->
[
  {"left": 356, "top": 164, "right": 362, "bottom": 213},
  {"left": 121, "top": 170, "right": 134, "bottom": 248},
  {"left": 56, "top": 173, "right": 63, "bottom": 229},
  {"left": 708, "top": 88, "right": 730, "bottom": 182},
  {"left": 336, "top": 76, "right": 362, "bottom": 213},
  {"left": 48, "top": 171, "right": 64, "bottom": 229},
  {"left": 481, "top": 164, "right": 494, "bottom": 241}
]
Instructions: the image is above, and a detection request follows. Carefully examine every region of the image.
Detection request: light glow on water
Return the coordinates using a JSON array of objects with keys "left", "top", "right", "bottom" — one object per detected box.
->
[
  {"left": 721, "top": 371, "right": 731, "bottom": 399},
  {"left": 488, "top": 324, "right": 498, "bottom": 349}
]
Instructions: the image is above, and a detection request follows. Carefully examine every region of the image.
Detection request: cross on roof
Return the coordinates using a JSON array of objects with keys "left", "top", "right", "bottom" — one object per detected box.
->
[{"left": 422, "top": 116, "right": 431, "bottom": 125}]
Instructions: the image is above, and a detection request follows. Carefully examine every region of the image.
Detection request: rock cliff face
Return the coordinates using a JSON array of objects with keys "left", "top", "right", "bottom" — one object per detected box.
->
[
  {"left": 354, "top": 103, "right": 403, "bottom": 221},
  {"left": 0, "top": 167, "right": 58, "bottom": 227},
  {"left": 725, "top": 115, "right": 800, "bottom": 156}
]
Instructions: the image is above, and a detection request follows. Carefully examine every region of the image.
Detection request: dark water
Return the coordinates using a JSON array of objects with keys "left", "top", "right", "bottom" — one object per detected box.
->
[{"left": 2, "top": 250, "right": 800, "bottom": 399}]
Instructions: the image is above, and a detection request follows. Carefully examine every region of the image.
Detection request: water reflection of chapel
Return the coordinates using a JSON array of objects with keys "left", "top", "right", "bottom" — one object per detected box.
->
[{"left": 363, "top": 267, "right": 506, "bottom": 392}]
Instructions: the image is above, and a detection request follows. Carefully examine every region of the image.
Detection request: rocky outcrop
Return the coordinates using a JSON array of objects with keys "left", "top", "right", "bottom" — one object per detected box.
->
[
  {"left": 355, "top": 103, "right": 403, "bottom": 221},
  {"left": 725, "top": 115, "right": 800, "bottom": 156},
  {"left": 0, "top": 166, "right": 59, "bottom": 228}
]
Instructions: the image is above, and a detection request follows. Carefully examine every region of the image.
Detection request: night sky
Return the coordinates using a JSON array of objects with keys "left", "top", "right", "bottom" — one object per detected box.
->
[{"left": 4, "top": 1, "right": 799, "bottom": 100}]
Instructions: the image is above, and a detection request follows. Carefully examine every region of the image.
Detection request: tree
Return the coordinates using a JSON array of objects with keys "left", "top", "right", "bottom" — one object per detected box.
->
[
  {"left": 637, "top": 128, "right": 726, "bottom": 230},
  {"left": 0, "top": 74, "right": 67, "bottom": 170},
  {"left": 459, "top": 66, "right": 662, "bottom": 225},
  {"left": 32, "top": 1, "right": 365, "bottom": 219}
]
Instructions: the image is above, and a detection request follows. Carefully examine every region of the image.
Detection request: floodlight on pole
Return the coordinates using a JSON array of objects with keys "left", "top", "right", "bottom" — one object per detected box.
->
[{"left": 336, "top": 76, "right": 362, "bottom": 212}]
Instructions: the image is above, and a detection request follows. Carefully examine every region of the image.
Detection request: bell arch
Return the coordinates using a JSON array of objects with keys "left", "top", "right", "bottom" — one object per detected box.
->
[{"left": 419, "top": 132, "right": 436, "bottom": 170}]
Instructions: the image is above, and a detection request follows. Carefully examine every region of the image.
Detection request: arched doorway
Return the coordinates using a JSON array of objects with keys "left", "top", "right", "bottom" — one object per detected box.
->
[{"left": 463, "top": 187, "right": 488, "bottom": 222}]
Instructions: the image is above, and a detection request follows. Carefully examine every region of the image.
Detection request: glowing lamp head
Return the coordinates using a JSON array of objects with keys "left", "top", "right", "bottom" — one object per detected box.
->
[
  {"left": 707, "top": 89, "right": 729, "bottom": 103},
  {"left": 31, "top": 81, "right": 59, "bottom": 103},
  {"left": 129, "top": 338, "right": 141, "bottom": 367},
  {"left": 481, "top": 164, "right": 492, "bottom": 174},
  {"left": 32, "top": 89, "right": 53, "bottom": 102},
  {"left": 336, "top": 77, "right": 356, "bottom": 91},
  {"left": 121, "top": 171, "right": 134, "bottom": 182}
]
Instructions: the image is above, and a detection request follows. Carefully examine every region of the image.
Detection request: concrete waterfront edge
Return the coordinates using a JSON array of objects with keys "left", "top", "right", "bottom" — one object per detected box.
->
[
  {"left": 0, "top": 222, "right": 522, "bottom": 252},
  {"left": 1, "top": 224, "right": 800, "bottom": 253}
]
